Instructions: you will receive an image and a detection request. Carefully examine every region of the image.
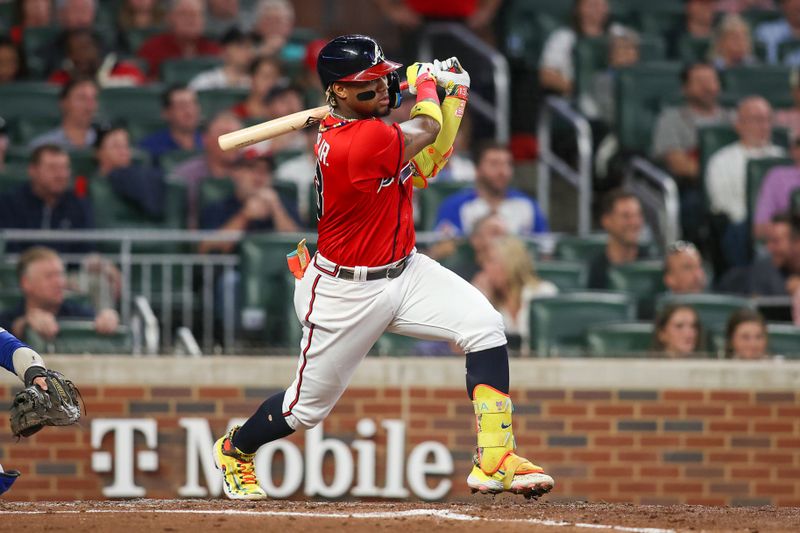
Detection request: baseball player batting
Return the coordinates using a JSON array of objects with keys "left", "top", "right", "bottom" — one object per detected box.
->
[{"left": 212, "top": 34, "right": 555, "bottom": 501}]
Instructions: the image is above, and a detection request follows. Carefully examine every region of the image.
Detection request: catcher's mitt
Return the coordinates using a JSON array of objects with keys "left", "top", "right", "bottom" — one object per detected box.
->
[{"left": 10, "top": 370, "right": 81, "bottom": 438}]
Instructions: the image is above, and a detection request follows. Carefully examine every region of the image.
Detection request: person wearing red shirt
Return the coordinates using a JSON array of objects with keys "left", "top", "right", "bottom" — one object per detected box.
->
[
  {"left": 212, "top": 34, "right": 554, "bottom": 503},
  {"left": 136, "top": 0, "right": 222, "bottom": 80}
]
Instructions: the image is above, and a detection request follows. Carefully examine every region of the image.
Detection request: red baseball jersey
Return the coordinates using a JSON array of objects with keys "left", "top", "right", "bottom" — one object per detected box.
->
[{"left": 313, "top": 114, "right": 415, "bottom": 267}]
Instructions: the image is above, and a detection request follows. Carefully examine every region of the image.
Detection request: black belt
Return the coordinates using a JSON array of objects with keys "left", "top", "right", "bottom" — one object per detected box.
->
[{"left": 336, "top": 256, "right": 409, "bottom": 281}]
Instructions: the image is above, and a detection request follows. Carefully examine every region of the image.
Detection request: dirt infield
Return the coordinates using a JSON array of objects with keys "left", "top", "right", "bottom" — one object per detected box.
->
[{"left": 2, "top": 498, "right": 798, "bottom": 532}]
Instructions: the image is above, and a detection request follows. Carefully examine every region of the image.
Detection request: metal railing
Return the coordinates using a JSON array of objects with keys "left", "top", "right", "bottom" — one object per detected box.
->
[
  {"left": 418, "top": 22, "right": 511, "bottom": 144},
  {"left": 1, "top": 229, "right": 241, "bottom": 353},
  {"left": 624, "top": 156, "right": 681, "bottom": 250},
  {"left": 537, "top": 96, "right": 593, "bottom": 236},
  {"left": 131, "top": 296, "right": 159, "bottom": 356}
]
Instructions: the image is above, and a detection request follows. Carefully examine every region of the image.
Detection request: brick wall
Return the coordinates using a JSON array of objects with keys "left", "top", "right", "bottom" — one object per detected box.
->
[{"left": 1, "top": 374, "right": 798, "bottom": 505}]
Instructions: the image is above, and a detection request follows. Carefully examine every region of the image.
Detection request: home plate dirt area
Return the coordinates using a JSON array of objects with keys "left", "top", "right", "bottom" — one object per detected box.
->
[{"left": 2, "top": 498, "right": 799, "bottom": 532}]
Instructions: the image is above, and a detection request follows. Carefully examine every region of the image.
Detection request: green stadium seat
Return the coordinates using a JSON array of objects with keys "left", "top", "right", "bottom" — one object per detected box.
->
[
  {"left": 719, "top": 66, "right": 793, "bottom": 108},
  {"left": 0, "top": 262, "right": 17, "bottom": 290},
  {"left": 746, "top": 157, "right": 793, "bottom": 230},
  {"left": 240, "top": 232, "right": 316, "bottom": 346},
  {"left": 417, "top": 181, "right": 472, "bottom": 231},
  {"left": 161, "top": 57, "right": 224, "bottom": 85},
  {"left": 124, "top": 27, "right": 163, "bottom": 54},
  {"left": 12, "top": 116, "right": 61, "bottom": 145},
  {"left": 676, "top": 35, "right": 710, "bottom": 64},
  {"left": 90, "top": 178, "right": 186, "bottom": 230},
  {"left": 500, "top": 0, "right": 572, "bottom": 68},
  {"left": 99, "top": 85, "right": 165, "bottom": 123},
  {"left": 0, "top": 162, "right": 29, "bottom": 194},
  {"left": 637, "top": 3, "right": 685, "bottom": 39},
  {"left": 536, "top": 260, "right": 588, "bottom": 291},
  {"left": 529, "top": 292, "right": 636, "bottom": 357},
  {"left": 0, "top": 83, "right": 60, "bottom": 120},
  {"left": 586, "top": 321, "right": 654, "bottom": 357},
  {"left": 766, "top": 322, "right": 800, "bottom": 358},
  {"left": 656, "top": 293, "right": 755, "bottom": 335},
  {"left": 698, "top": 125, "right": 790, "bottom": 187},
  {"left": 777, "top": 39, "right": 800, "bottom": 64},
  {"left": 616, "top": 62, "right": 683, "bottom": 153},
  {"left": 24, "top": 320, "right": 133, "bottom": 355},
  {"left": 555, "top": 234, "right": 608, "bottom": 261},
  {"left": 197, "top": 88, "right": 248, "bottom": 119},
  {"left": 373, "top": 332, "right": 419, "bottom": 356},
  {"left": 791, "top": 187, "right": 800, "bottom": 216},
  {"left": 574, "top": 34, "right": 666, "bottom": 104},
  {"left": 22, "top": 27, "right": 60, "bottom": 79},
  {"left": 69, "top": 150, "right": 97, "bottom": 178},
  {"left": 608, "top": 260, "right": 665, "bottom": 318},
  {"left": 161, "top": 150, "right": 200, "bottom": 174}
]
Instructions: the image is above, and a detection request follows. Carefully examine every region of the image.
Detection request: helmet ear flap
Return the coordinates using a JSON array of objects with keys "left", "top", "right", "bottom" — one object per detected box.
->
[{"left": 387, "top": 71, "right": 402, "bottom": 109}]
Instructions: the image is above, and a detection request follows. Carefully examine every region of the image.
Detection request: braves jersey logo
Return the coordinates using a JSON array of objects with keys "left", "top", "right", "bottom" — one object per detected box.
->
[{"left": 376, "top": 162, "right": 413, "bottom": 193}]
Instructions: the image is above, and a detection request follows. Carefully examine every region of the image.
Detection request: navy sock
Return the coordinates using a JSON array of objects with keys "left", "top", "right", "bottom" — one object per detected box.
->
[
  {"left": 465, "top": 344, "right": 510, "bottom": 400},
  {"left": 232, "top": 391, "right": 295, "bottom": 454}
]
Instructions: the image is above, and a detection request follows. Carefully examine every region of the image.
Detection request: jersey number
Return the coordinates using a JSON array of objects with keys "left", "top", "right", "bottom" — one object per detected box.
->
[{"left": 314, "top": 160, "right": 324, "bottom": 220}]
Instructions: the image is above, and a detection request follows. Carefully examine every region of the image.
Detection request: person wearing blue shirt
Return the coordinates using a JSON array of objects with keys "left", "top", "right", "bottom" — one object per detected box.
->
[
  {"left": 434, "top": 142, "right": 548, "bottom": 237},
  {"left": 0, "top": 328, "right": 50, "bottom": 496},
  {"left": 755, "top": 1, "right": 800, "bottom": 65},
  {"left": 138, "top": 85, "right": 203, "bottom": 165}
]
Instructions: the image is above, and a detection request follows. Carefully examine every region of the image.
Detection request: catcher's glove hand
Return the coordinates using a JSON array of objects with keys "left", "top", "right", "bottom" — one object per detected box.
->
[{"left": 10, "top": 370, "right": 82, "bottom": 438}]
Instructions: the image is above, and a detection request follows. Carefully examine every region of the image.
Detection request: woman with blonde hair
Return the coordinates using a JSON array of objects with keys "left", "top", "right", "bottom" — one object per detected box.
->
[
  {"left": 710, "top": 13, "right": 758, "bottom": 70},
  {"left": 473, "top": 235, "right": 558, "bottom": 353}
]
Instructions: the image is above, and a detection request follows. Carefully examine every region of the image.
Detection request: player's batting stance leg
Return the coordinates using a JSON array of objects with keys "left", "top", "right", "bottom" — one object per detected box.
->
[{"left": 212, "top": 34, "right": 553, "bottom": 501}]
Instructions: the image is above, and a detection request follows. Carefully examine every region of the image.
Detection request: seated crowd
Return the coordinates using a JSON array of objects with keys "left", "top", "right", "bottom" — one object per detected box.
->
[{"left": 1, "top": 0, "right": 800, "bottom": 358}]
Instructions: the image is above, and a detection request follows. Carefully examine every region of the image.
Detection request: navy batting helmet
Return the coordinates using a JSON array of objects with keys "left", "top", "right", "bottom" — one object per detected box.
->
[{"left": 316, "top": 34, "right": 402, "bottom": 89}]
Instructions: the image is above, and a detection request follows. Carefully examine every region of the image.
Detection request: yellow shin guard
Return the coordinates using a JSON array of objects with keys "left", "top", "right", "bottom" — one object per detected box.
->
[{"left": 472, "top": 384, "right": 542, "bottom": 490}]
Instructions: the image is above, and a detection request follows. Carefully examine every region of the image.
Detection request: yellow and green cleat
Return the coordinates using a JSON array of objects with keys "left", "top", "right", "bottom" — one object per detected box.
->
[{"left": 213, "top": 425, "right": 268, "bottom": 500}]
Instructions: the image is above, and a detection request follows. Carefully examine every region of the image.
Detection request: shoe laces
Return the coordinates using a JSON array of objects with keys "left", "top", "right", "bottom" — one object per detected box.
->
[{"left": 235, "top": 457, "right": 258, "bottom": 486}]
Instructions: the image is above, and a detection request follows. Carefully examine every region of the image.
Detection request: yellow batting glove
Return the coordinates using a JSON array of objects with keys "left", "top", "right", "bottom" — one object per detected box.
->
[{"left": 405, "top": 62, "right": 437, "bottom": 95}]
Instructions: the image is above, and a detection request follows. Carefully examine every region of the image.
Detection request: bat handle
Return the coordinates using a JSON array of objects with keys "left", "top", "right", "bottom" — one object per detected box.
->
[{"left": 399, "top": 80, "right": 409, "bottom": 91}]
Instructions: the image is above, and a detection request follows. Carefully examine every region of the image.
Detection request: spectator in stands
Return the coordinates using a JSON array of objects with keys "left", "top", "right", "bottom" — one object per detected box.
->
[
  {"left": 40, "top": 0, "right": 101, "bottom": 76},
  {"left": 136, "top": 0, "right": 222, "bottom": 80},
  {"left": 755, "top": 0, "right": 800, "bottom": 65},
  {"left": 172, "top": 112, "right": 243, "bottom": 228},
  {"left": 231, "top": 56, "right": 284, "bottom": 120},
  {"left": 206, "top": 0, "right": 251, "bottom": 39},
  {"left": 434, "top": 142, "right": 548, "bottom": 237},
  {"left": 0, "top": 117, "right": 8, "bottom": 173},
  {"left": 94, "top": 125, "right": 165, "bottom": 218},
  {"left": 189, "top": 27, "right": 255, "bottom": 91},
  {"left": 663, "top": 240, "right": 708, "bottom": 294},
  {"left": 426, "top": 212, "right": 510, "bottom": 282},
  {"left": 706, "top": 96, "right": 785, "bottom": 267},
  {"left": 725, "top": 308, "right": 769, "bottom": 359},
  {"left": 252, "top": 0, "right": 305, "bottom": 63},
  {"left": 9, "top": 0, "right": 53, "bottom": 45},
  {"left": 588, "top": 189, "right": 649, "bottom": 289},
  {"left": 710, "top": 14, "right": 759, "bottom": 70},
  {"left": 581, "top": 24, "right": 641, "bottom": 124},
  {"left": 539, "top": 0, "right": 610, "bottom": 96},
  {"left": 138, "top": 85, "right": 202, "bottom": 165},
  {"left": 275, "top": 126, "right": 316, "bottom": 224},
  {"left": 48, "top": 29, "right": 146, "bottom": 87},
  {"left": 261, "top": 83, "right": 306, "bottom": 154},
  {"left": 472, "top": 235, "right": 557, "bottom": 353},
  {"left": 652, "top": 64, "right": 731, "bottom": 182},
  {"left": 652, "top": 304, "right": 703, "bottom": 358},
  {"left": 750, "top": 213, "right": 794, "bottom": 295},
  {"left": 0, "top": 246, "right": 118, "bottom": 340},
  {"left": 754, "top": 139, "right": 800, "bottom": 238},
  {"left": 773, "top": 67, "right": 800, "bottom": 139},
  {"left": 0, "top": 37, "right": 23, "bottom": 83},
  {"left": 0, "top": 145, "right": 93, "bottom": 254},
  {"left": 199, "top": 156, "right": 299, "bottom": 254},
  {"left": 374, "top": 0, "right": 502, "bottom": 31},
  {"left": 29, "top": 79, "right": 99, "bottom": 151},
  {"left": 117, "top": 0, "right": 165, "bottom": 30},
  {"left": 685, "top": 0, "right": 716, "bottom": 39}
]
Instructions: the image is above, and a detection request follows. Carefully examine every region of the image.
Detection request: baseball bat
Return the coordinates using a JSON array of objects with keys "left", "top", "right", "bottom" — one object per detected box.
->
[{"left": 218, "top": 81, "right": 410, "bottom": 151}]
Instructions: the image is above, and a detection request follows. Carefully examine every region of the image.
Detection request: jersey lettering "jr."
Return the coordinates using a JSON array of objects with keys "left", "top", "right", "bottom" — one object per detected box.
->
[{"left": 313, "top": 114, "right": 415, "bottom": 267}]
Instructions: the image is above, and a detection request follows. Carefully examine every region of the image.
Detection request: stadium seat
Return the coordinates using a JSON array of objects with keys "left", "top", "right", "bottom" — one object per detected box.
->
[
  {"left": 90, "top": 179, "right": 186, "bottom": 230},
  {"left": 24, "top": 320, "right": 133, "bottom": 355},
  {"left": 161, "top": 57, "right": 224, "bottom": 85},
  {"left": 536, "top": 260, "right": 588, "bottom": 291},
  {"left": 529, "top": 292, "right": 636, "bottom": 357},
  {"left": 240, "top": 233, "right": 317, "bottom": 346},
  {"left": 777, "top": 39, "right": 800, "bottom": 64},
  {"left": 554, "top": 234, "right": 608, "bottom": 261},
  {"left": 608, "top": 260, "right": 665, "bottom": 318},
  {"left": 99, "top": 85, "right": 165, "bottom": 124},
  {"left": 676, "top": 35, "right": 710, "bottom": 63},
  {"left": 0, "top": 163, "right": 29, "bottom": 194},
  {"left": 123, "top": 27, "right": 163, "bottom": 54},
  {"left": 586, "top": 321, "right": 654, "bottom": 357},
  {"left": 417, "top": 181, "right": 472, "bottom": 231},
  {"left": 0, "top": 83, "right": 60, "bottom": 120},
  {"left": 70, "top": 150, "right": 97, "bottom": 178},
  {"left": 698, "top": 125, "right": 790, "bottom": 185},
  {"left": 655, "top": 293, "right": 755, "bottom": 335},
  {"left": 745, "top": 157, "right": 793, "bottom": 230},
  {"left": 791, "top": 187, "right": 800, "bottom": 216},
  {"left": 22, "top": 27, "right": 60, "bottom": 79},
  {"left": 719, "top": 66, "right": 793, "bottom": 109},
  {"left": 161, "top": 150, "right": 201, "bottom": 174},
  {"left": 373, "top": 332, "right": 419, "bottom": 357},
  {"left": 499, "top": 0, "right": 572, "bottom": 68},
  {"left": 12, "top": 116, "right": 61, "bottom": 145},
  {"left": 766, "top": 322, "right": 800, "bottom": 359},
  {"left": 616, "top": 62, "right": 683, "bottom": 153},
  {"left": 197, "top": 88, "right": 249, "bottom": 119},
  {"left": 637, "top": 3, "right": 686, "bottom": 40}
]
